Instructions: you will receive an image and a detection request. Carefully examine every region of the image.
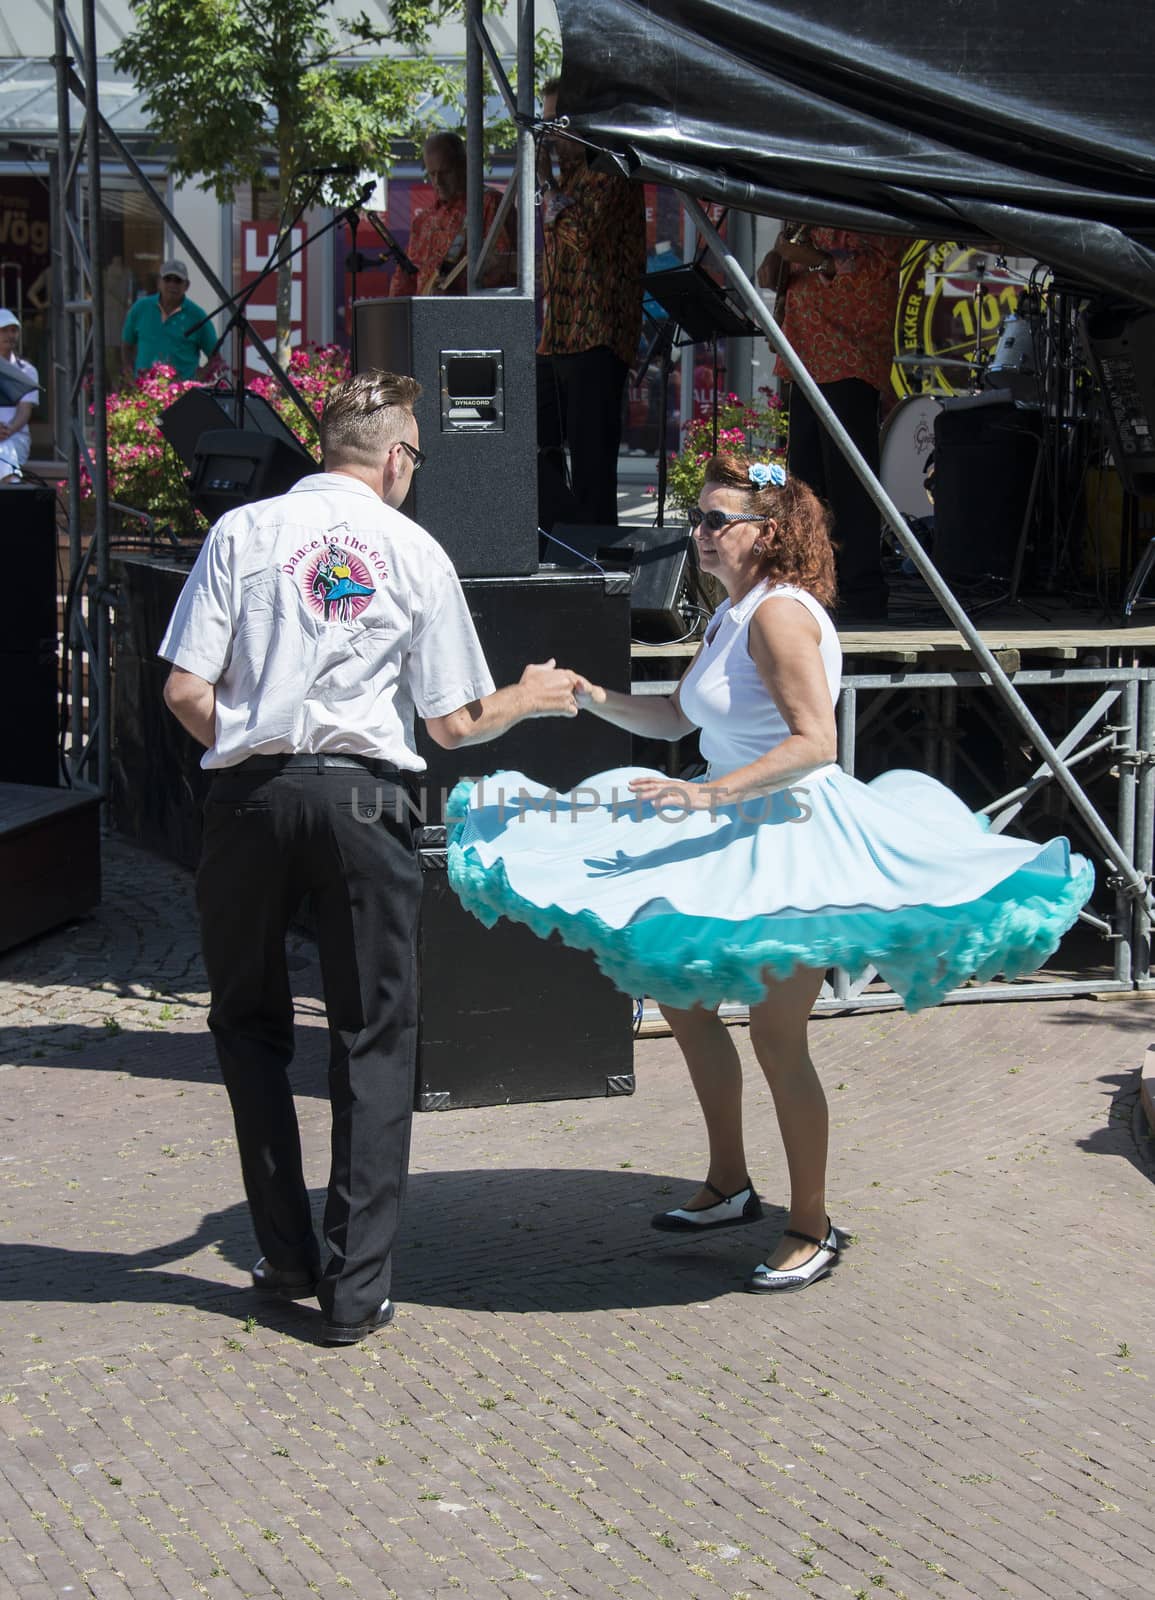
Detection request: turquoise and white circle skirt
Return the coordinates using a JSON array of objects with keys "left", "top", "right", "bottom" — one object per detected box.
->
[{"left": 446, "top": 766, "right": 1095, "bottom": 1013}]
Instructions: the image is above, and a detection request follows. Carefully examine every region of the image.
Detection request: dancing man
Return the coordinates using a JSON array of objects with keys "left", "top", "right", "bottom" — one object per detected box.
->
[{"left": 160, "top": 370, "right": 579, "bottom": 1343}]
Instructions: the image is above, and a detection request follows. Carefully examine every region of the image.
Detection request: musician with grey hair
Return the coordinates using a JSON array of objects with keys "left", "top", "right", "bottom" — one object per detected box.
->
[
  {"left": 0, "top": 309, "right": 38, "bottom": 482},
  {"left": 160, "top": 369, "right": 580, "bottom": 1345}
]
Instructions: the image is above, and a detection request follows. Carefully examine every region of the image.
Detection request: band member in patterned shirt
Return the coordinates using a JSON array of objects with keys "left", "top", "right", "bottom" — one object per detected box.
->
[
  {"left": 536, "top": 78, "right": 646, "bottom": 529},
  {"left": 388, "top": 132, "right": 515, "bottom": 298}
]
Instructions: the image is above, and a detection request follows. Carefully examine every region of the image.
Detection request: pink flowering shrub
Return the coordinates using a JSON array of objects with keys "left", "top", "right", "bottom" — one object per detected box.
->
[
  {"left": 85, "top": 345, "right": 350, "bottom": 536},
  {"left": 665, "top": 387, "right": 788, "bottom": 515},
  {"left": 85, "top": 363, "right": 209, "bottom": 535},
  {"left": 248, "top": 344, "right": 350, "bottom": 445}
]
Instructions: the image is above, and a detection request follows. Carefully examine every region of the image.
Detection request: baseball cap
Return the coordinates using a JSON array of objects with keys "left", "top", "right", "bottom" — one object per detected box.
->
[
  {"left": 160, "top": 259, "right": 189, "bottom": 281},
  {"left": 0, "top": 308, "right": 19, "bottom": 330}
]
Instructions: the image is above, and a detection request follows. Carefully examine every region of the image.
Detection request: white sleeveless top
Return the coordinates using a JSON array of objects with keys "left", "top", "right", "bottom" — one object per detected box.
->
[{"left": 678, "top": 581, "right": 842, "bottom": 778}]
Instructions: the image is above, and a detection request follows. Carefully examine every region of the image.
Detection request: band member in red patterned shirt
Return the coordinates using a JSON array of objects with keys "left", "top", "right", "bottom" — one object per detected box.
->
[
  {"left": 759, "top": 228, "right": 903, "bottom": 622},
  {"left": 537, "top": 78, "right": 646, "bottom": 528},
  {"left": 388, "top": 132, "right": 515, "bottom": 298}
]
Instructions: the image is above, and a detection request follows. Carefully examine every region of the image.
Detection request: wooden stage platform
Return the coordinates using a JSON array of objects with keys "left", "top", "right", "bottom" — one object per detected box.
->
[{"left": 631, "top": 610, "right": 1155, "bottom": 675}]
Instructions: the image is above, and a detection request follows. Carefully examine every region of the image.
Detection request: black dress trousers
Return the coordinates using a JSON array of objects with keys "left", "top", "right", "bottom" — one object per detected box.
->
[
  {"left": 196, "top": 762, "right": 421, "bottom": 1326},
  {"left": 538, "top": 344, "right": 629, "bottom": 528}
]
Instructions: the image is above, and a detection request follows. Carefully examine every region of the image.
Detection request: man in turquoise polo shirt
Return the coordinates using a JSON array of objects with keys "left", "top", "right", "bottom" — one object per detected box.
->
[{"left": 122, "top": 259, "right": 217, "bottom": 381}]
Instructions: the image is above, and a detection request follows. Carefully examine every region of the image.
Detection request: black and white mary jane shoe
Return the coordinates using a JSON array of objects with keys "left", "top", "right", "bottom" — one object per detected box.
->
[
  {"left": 745, "top": 1220, "right": 839, "bottom": 1293},
  {"left": 651, "top": 1178, "right": 762, "bottom": 1232}
]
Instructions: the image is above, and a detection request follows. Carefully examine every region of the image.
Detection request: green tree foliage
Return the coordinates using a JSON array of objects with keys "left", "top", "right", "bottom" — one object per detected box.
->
[{"left": 113, "top": 0, "right": 462, "bottom": 362}]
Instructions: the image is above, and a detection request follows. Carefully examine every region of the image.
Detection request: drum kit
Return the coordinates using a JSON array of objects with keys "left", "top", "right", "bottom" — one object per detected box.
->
[{"left": 882, "top": 256, "right": 1044, "bottom": 522}]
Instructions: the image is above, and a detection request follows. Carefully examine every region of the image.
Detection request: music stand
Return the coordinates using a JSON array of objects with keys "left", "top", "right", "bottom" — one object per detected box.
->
[
  {"left": 643, "top": 262, "right": 760, "bottom": 343},
  {"left": 640, "top": 263, "right": 761, "bottom": 525}
]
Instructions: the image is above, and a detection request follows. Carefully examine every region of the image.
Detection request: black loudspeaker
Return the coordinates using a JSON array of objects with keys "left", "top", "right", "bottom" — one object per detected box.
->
[
  {"left": 159, "top": 387, "right": 317, "bottom": 520},
  {"left": 415, "top": 827, "right": 634, "bottom": 1110},
  {"left": 1082, "top": 306, "right": 1155, "bottom": 495},
  {"left": 0, "top": 485, "right": 59, "bottom": 785},
  {"left": 414, "top": 571, "right": 633, "bottom": 822},
  {"left": 159, "top": 387, "right": 308, "bottom": 468},
  {"left": 932, "top": 400, "right": 1042, "bottom": 581},
  {"left": 546, "top": 523, "right": 690, "bottom": 638},
  {"left": 110, "top": 555, "right": 210, "bottom": 868},
  {"left": 188, "top": 429, "right": 316, "bottom": 521},
  {"left": 352, "top": 296, "right": 538, "bottom": 577}
]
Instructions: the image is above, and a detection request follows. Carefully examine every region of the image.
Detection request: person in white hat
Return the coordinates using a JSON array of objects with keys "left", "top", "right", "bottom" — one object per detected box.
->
[
  {"left": 121, "top": 258, "right": 217, "bottom": 382},
  {"left": 0, "top": 309, "right": 37, "bottom": 482}
]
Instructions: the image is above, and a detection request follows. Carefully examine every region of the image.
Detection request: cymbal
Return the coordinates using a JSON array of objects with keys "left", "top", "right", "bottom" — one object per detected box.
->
[
  {"left": 924, "top": 270, "right": 1025, "bottom": 288},
  {"left": 894, "top": 352, "right": 983, "bottom": 370}
]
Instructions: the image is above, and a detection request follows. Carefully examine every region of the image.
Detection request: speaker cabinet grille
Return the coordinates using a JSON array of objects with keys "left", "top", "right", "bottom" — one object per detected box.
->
[{"left": 352, "top": 297, "right": 538, "bottom": 577}]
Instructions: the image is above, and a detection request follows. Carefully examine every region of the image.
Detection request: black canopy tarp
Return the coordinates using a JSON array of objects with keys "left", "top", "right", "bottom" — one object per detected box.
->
[{"left": 554, "top": 0, "right": 1155, "bottom": 307}]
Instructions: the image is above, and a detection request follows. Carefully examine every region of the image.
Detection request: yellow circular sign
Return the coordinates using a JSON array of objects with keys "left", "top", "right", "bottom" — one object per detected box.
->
[{"left": 892, "top": 240, "right": 1029, "bottom": 399}]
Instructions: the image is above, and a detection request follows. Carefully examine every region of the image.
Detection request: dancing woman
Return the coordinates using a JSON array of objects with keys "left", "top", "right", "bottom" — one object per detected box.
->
[{"left": 447, "top": 455, "right": 1093, "bottom": 1292}]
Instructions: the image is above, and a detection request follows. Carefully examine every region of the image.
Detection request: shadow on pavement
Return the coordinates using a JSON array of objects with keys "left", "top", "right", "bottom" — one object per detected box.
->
[
  {"left": 0, "top": 1172, "right": 789, "bottom": 1322},
  {"left": 0, "top": 1016, "right": 330, "bottom": 1089},
  {"left": 1076, "top": 1068, "right": 1155, "bottom": 1182}
]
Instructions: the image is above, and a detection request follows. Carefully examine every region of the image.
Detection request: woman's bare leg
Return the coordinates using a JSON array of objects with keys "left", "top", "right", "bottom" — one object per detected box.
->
[
  {"left": 747, "top": 967, "right": 829, "bottom": 1270},
  {"left": 657, "top": 1002, "right": 750, "bottom": 1208}
]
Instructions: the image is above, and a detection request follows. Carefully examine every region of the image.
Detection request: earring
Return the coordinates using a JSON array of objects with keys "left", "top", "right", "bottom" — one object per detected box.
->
[{"left": 752, "top": 540, "right": 766, "bottom": 556}]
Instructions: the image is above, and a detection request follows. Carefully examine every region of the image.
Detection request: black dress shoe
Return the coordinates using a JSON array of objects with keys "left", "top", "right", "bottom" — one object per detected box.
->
[
  {"left": 251, "top": 1257, "right": 320, "bottom": 1301},
  {"left": 321, "top": 1299, "right": 396, "bottom": 1345}
]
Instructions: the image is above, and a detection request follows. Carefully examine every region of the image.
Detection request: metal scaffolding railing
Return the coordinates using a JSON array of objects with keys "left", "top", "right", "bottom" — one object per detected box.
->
[{"left": 49, "top": 0, "right": 1150, "bottom": 1012}]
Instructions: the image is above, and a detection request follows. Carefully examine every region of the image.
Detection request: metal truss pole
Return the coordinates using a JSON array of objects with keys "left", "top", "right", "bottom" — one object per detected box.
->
[
  {"left": 681, "top": 194, "right": 1154, "bottom": 930},
  {"left": 82, "top": 0, "right": 110, "bottom": 800},
  {"left": 1134, "top": 677, "right": 1155, "bottom": 986},
  {"left": 52, "top": 0, "right": 108, "bottom": 795},
  {"left": 465, "top": 0, "right": 485, "bottom": 294},
  {"left": 52, "top": 5, "right": 83, "bottom": 778},
  {"left": 516, "top": 0, "right": 536, "bottom": 299},
  {"left": 465, "top": 0, "right": 534, "bottom": 297}
]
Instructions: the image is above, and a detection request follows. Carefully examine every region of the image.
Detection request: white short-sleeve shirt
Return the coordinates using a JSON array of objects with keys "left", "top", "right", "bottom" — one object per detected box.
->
[
  {"left": 158, "top": 472, "right": 496, "bottom": 771},
  {"left": 0, "top": 355, "right": 37, "bottom": 436}
]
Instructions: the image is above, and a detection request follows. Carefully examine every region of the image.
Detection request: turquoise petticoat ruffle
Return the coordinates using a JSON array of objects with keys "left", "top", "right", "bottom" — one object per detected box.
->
[{"left": 444, "top": 774, "right": 1094, "bottom": 1014}]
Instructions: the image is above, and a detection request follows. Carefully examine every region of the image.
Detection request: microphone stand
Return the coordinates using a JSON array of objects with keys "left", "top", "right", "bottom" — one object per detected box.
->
[
  {"left": 345, "top": 210, "right": 419, "bottom": 371},
  {"left": 186, "top": 183, "right": 377, "bottom": 436},
  {"left": 361, "top": 210, "right": 418, "bottom": 279}
]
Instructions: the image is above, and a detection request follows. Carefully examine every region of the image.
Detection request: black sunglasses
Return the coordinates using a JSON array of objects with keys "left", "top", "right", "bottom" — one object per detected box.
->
[
  {"left": 688, "top": 508, "right": 771, "bottom": 532},
  {"left": 397, "top": 439, "right": 426, "bottom": 472}
]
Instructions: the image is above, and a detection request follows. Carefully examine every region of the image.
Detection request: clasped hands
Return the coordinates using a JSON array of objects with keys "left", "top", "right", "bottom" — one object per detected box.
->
[
  {"left": 518, "top": 660, "right": 605, "bottom": 721},
  {"left": 518, "top": 663, "right": 719, "bottom": 811}
]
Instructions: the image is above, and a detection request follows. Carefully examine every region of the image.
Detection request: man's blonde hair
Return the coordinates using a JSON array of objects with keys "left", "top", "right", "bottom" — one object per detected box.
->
[{"left": 321, "top": 370, "right": 422, "bottom": 469}]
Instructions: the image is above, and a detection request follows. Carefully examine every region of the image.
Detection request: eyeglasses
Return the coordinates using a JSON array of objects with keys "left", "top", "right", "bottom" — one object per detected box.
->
[
  {"left": 688, "top": 508, "right": 771, "bottom": 532},
  {"left": 161, "top": 275, "right": 186, "bottom": 284},
  {"left": 397, "top": 439, "right": 426, "bottom": 472}
]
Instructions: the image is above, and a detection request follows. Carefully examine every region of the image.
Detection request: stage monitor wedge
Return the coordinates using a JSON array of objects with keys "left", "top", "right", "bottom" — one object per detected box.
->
[
  {"left": 352, "top": 296, "right": 538, "bottom": 578},
  {"left": 160, "top": 387, "right": 309, "bottom": 470},
  {"left": 546, "top": 523, "right": 691, "bottom": 639},
  {"left": 188, "top": 428, "right": 316, "bottom": 522},
  {"left": 160, "top": 386, "right": 318, "bottom": 521}
]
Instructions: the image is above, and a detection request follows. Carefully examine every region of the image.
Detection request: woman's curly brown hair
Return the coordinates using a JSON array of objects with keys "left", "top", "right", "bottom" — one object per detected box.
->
[{"left": 701, "top": 454, "right": 837, "bottom": 609}]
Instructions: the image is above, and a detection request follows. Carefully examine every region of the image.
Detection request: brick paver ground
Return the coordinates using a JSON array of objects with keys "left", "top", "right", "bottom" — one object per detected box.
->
[{"left": 2, "top": 835, "right": 1154, "bottom": 1600}]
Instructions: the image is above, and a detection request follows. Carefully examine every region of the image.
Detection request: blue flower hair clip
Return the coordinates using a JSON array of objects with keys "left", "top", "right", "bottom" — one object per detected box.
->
[{"left": 748, "top": 461, "right": 786, "bottom": 489}]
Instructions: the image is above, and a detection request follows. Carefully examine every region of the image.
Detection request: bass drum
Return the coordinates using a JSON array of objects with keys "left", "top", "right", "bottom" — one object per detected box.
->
[{"left": 880, "top": 393, "right": 941, "bottom": 520}]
